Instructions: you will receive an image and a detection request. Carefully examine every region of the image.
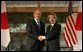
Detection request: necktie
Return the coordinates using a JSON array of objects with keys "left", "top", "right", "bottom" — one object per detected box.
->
[
  {"left": 37, "top": 20, "right": 40, "bottom": 28},
  {"left": 50, "top": 25, "right": 52, "bottom": 31}
]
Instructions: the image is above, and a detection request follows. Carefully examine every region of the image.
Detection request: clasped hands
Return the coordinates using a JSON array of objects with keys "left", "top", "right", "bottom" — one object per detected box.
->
[{"left": 38, "top": 35, "right": 46, "bottom": 41}]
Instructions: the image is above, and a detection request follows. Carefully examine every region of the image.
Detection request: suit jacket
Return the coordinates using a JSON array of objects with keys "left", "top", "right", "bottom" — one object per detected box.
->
[
  {"left": 46, "top": 23, "right": 61, "bottom": 51},
  {"left": 23, "top": 19, "right": 45, "bottom": 51}
]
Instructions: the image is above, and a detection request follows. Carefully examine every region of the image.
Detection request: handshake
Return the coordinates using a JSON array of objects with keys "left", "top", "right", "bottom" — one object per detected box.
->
[{"left": 38, "top": 35, "right": 46, "bottom": 41}]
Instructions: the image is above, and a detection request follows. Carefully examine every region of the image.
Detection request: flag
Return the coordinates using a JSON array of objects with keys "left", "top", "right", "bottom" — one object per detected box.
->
[
  {"left": 63, "top": 1, "right": 77, "bottom": 47},
  {"left": 73, "top": 1, "right": 82, "bottom": 51},
  {"left": 75, "top": 1, "right": 82, "bottom": 31},
  {"left": 1, "top": 1, "right": 11, "bottom": 48}
]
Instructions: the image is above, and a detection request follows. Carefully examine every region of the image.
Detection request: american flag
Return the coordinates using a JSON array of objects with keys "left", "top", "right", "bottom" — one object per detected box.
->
[{"left": 63, "top": 1, "right": 77, "bottom": 47}]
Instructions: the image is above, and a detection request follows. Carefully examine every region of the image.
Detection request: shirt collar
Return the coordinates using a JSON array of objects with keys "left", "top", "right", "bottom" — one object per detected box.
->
[
  {"left": 51, "top": 24, "right": 54, "bottom": 27},
  {"left": 34, "top": 18, "right": 38, "bottom": 23}
]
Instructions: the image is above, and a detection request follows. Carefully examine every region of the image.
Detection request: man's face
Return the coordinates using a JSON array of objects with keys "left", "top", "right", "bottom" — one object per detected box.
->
[
  {"left": 33, "top": 9, "right": 41, "bottom": 20},
  {"left": 48, "top": 15, "right": 56, "bottom": 24}
]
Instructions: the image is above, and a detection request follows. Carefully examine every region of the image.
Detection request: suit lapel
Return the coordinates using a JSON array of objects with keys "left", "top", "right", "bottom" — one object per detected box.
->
[
  {"left": 50, "top": 23, "right": 57, "bottom": 32},
  {"left": 49, "top": 25, "right": 54, "bottom": 32},
  {"left": 33, "top": 19, "right": 39, "bottom": 27},
  {"left": 32, "top": 19, "right": 40, "bottom": 31}
]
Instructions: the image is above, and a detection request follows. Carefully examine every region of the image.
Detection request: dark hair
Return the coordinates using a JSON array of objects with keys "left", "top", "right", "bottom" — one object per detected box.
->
[{"left": 48, "top": 12, "right": 57, "bottom": 20}]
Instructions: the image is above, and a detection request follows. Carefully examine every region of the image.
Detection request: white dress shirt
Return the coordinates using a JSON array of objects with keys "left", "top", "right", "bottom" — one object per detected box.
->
[
  {"left": 34, "top": 18, "right": 40, "bottom": 28},
  {"left": 51, "top": 24, "right": 54, "bottom": 27}
]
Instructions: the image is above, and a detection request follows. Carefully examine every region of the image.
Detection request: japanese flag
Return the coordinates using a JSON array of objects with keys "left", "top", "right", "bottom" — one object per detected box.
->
[{"left": 1, "top": 1, "right": 11, "bottom": 48}]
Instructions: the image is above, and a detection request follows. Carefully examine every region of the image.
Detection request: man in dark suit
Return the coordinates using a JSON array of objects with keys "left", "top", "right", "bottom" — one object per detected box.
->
[
  {"left": 45, "top": 13, "right": 61, "bottom": 51},
  {"left": 24, "top": 8, "right": 45, "bottom": 51}
]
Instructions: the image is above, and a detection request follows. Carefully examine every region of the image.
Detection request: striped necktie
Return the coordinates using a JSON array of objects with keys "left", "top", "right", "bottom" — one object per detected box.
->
[{"left": 37, "top": 20, "right": 40, "bottom": 28}]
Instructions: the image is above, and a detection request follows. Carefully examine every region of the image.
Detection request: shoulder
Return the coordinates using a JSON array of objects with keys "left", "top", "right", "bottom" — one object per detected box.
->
[
  {"left": 26, "top": 19, "right": 34, "bottom": 26},
  {"left": 29, "top": 19, "right": 35, "bottom": 23},
  {"left": 47, "top": 25, "right": 50, "bottom": 29},
  {"left": 57, "top": 24, "right": 61, "bottom": 27},
  {"left": 54, "top": 23, "right": 61, "bottom": 29}
]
